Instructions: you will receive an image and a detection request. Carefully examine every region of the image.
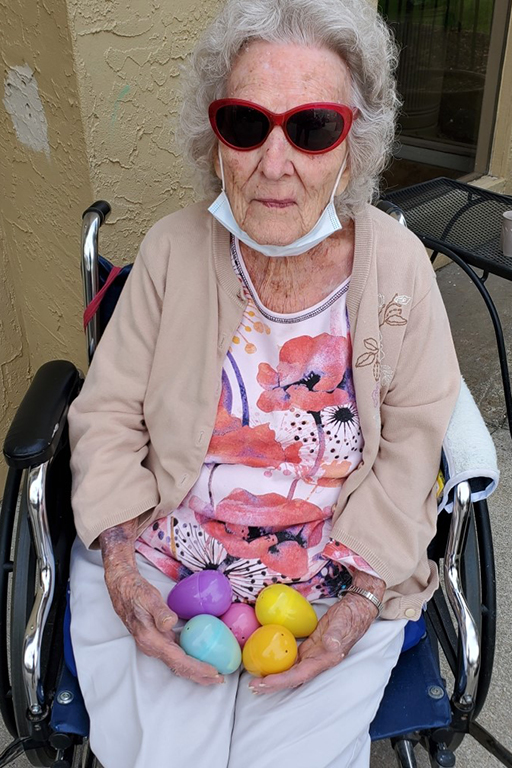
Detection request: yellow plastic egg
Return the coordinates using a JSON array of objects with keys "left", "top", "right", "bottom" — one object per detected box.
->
[
  {"left": 242, "top": 624, "right": 297, "bottom": 677},
  {"left": 255, "top": 584, "right": 318, "bottom": 637}
]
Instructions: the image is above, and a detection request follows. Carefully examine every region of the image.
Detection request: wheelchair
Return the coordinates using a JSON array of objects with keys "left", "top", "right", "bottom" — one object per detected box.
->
[{"left": 0, "top": 200, "right": 511, "bottom": 768}]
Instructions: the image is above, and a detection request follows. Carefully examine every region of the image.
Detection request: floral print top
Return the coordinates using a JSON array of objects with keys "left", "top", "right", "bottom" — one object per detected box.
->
[{"left": 136, "top": 238, "right": 378, "bottom": 602}]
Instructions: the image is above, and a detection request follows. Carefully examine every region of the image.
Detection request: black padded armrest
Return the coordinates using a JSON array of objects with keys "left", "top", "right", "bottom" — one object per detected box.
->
[{"left": 3, "top": 361, "right": 83, "bottom": 470}]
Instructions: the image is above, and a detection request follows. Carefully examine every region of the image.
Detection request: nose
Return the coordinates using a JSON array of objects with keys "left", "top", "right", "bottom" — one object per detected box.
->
[{"left": 258, "top": 126, "right": 295, "bottom": 180}]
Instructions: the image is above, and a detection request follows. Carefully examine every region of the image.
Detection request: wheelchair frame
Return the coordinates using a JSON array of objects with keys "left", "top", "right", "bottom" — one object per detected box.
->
[{"left": 0, "top": 202, "right": 510, "bottom": 768}]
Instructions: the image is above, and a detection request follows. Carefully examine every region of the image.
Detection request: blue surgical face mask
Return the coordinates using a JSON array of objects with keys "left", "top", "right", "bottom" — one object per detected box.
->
[{"left": 208, "top": 150, "right": 348, "bottom": 258}]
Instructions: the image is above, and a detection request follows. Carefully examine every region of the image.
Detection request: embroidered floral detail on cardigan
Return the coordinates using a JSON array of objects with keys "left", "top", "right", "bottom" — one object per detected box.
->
[
  {"left": 355, "top": 293, "right": 411, "bottom": 383},
  {"left": 378, "top": 293, "right": 411, "bottom": 326}
]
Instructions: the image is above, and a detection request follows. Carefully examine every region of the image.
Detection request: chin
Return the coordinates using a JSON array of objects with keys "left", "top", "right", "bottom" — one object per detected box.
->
[
  {"left": 251, "top": 230, "right": 301, "bottom": 247},
  {"left": 245, "top": 218, "right": 303, "bottom": 247}
]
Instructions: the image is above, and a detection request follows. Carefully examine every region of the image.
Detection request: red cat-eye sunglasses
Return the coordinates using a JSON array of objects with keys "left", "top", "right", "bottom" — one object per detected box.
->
[{"left": 209, "top": 99, "right": 358, "bottom": 155}]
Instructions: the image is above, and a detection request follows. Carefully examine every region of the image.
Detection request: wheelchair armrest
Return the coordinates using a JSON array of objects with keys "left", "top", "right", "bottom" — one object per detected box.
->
[
  {"left": 438, "top": 379, "right": 499, "bottom": 512},
  {"left": 3, "top": 360, "right": 83, "bottom": 470}
]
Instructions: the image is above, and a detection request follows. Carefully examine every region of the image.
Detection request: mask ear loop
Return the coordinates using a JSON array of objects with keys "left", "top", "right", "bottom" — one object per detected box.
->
[
  {"left": 218, "top": 147, "right": 227, "bottom": 192},
  {"left": 330, "top": 154, "right": 348, "bottom": 204}
]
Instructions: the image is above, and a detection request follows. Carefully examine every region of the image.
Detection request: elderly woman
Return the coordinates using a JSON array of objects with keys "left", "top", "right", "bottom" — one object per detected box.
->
[{"left": 68, "top": 0, "right": 460, "bottom": 766}]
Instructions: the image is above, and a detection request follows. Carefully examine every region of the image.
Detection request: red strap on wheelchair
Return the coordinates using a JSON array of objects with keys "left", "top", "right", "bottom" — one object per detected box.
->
[{"left": 83, "top": 266, "right": 123, "bottom": 331}]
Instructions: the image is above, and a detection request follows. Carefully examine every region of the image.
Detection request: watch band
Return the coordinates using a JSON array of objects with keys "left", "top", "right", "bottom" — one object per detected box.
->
[{"left": 342, "top": 585, "right": 383, "bottom": 617}]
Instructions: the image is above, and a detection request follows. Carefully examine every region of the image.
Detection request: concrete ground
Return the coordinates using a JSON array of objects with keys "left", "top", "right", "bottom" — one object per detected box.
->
[{"left": 1, "top": 261, "right": 511, "bottom": 768}]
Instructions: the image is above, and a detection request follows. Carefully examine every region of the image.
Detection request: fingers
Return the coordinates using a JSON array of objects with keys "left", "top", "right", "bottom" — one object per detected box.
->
[
  {"left": 249, "top": 621, "right": 347, "bottom": 694},
  {"left": 152, "top": 604, "right": 179, "bottom": 633},
  {"left": 248, "top": 598, "right": 372, "bottom": 694},
  {"left": 107, "top": 568, "right": 224, "bottom": 686},
  {"left": 133, "top": 623, "right": 224, "bottom": 686},
  {"left": 163, "top": 644, "right": 225, "bottom": 687},
  {"left": 135, "top": 605, "right": 224, "bottom": 685},
  {"left": 249, "top": 652, "right": 341, "bottom": 694}
]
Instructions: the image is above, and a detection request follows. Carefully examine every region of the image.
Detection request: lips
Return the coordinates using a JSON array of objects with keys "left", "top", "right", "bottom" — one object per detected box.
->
[{"left": 256, "top": 199, "right": 296, "bottom": 208}]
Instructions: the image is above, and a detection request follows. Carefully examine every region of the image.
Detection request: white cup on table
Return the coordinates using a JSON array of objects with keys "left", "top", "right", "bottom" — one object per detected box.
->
[{"left": 501, "top": 211, "right": 512, "bottom": 258}]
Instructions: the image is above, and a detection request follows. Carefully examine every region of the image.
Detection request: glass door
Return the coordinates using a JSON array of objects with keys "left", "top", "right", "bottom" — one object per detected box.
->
[{"left": 379, "top": 0, "right": 511, "bottom": 189}]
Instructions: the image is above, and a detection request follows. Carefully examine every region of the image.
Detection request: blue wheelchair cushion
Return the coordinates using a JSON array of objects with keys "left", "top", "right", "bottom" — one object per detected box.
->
[
  {"left": 401, "top": 615, "right": 426, "bottom": 652},
  {"left": 370, "top": 632, "right": 451, "bottom": 741},
  {"left": 64, "top": 583, "right": 78, "bottom": 678}
]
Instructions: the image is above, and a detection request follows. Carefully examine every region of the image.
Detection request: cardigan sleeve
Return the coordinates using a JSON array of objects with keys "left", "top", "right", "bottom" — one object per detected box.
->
[
  {"left": 322, "top": 540, "right": 381, "bottom": 579},
  {"left": 330, "top": 275, "right": 461, "bottom": 589},
  {"left": 68, "top": 245, "right": 164, "bottom": 549}
]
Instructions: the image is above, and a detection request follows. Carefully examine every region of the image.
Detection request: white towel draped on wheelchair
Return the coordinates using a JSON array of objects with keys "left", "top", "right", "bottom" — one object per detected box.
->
[{"left": 437, "top": 378, "right": 499, "bottom": 513}]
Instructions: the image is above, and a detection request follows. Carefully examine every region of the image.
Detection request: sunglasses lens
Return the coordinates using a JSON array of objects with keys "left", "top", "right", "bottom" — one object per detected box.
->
[
  {"left": 215, "top": 105, "right": 270, "bottom": 149},
  {"left": 286, "top": 108, "right": 345, "bottom": 151}
]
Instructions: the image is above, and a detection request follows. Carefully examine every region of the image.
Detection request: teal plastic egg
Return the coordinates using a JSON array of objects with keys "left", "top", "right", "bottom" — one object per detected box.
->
[{"left": 180, "top": 614, "right": 242, "bottom": 675}]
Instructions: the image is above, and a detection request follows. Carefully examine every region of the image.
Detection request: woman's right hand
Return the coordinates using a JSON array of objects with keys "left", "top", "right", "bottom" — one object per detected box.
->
[{"left": 99, "top": 520, "right": 224, "bottom": 686}]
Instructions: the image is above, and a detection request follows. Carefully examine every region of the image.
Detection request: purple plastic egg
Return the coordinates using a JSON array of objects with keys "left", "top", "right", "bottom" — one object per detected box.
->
[
  {"left": 220, "top": 603, "right": 260, "bottom": 648},
  {"left": 167, "top": 571, "right": 233, "bottom": 620}
]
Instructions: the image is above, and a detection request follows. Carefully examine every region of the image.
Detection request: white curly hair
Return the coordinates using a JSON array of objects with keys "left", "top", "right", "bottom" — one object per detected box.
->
[{"left": 178, "top": 0, "right": 399, "bottom": 219}]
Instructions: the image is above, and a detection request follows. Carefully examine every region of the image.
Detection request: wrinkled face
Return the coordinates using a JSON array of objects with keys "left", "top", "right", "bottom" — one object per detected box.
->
[{"left": 213, "top": 40, "right": 353, "bottom": 246}]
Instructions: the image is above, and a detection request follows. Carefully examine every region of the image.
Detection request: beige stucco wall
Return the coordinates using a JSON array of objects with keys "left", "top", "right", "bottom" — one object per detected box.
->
[
  {"left": 66, "top": 0, "right": 223, "bottom": 264},
  {"left": 0, "top": 0, "right": 93, "bottom": 487},
  {"left": 0, "top": 226, "right": 31, "bottom": 489},
  {"left": 0, "top": 0, "right": 224, "bottom": 489}
]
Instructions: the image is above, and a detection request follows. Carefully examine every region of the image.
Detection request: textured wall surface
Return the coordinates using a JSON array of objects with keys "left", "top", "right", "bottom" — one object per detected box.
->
[
  {"left": 0, "top": 0, "right": 223, "bottom": 487},
  {"left": 67, "top": 0, "right": 223, "bottom": 264},
  {"left": 0, "top": 227, "right": 31, "bottom": 489},
  {"left": 0, "top": 0, "right": 93, "bottom": 483}
]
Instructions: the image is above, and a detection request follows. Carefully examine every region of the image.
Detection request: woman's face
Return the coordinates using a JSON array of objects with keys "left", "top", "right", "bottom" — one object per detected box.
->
[{"left": 213, "top": 40, "right": 353, "bottom": 246}]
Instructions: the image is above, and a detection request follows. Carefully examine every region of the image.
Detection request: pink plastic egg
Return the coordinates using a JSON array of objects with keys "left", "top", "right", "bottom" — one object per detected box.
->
[
  {"left": 220, "top": 603, "right": 260, "bottom": 648},
  {"left": 167, "top": 571, "right": 233, "bottom": 620}
]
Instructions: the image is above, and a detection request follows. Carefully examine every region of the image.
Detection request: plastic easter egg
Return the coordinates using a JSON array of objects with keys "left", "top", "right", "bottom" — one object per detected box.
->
[
  {"left": 180, "top": 614, "right": 242, "bottom": 675},
  {"left": 242, "top": 624, "right": 297, "bottom": 677},
  {"left": 220, "top": 603, "right": 260, "bottom": 648},
  {"left": 255, "top": 584, "right": 318, "bottom": 638},
  {"left": 167, "top": 571, "right": 233, "bottom": 620}
]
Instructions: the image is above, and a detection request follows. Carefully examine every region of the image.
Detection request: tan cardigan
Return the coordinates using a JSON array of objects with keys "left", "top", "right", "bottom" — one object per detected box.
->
[{"left": 68, "top": 201, "right": 460, "bottom": 620}]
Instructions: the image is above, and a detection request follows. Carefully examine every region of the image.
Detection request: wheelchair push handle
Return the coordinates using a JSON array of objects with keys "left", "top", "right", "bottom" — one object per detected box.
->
[
  {"left": 82, "top": 200, "right": 111, "bottom": 225},
  {"left": 82, "top": 201, "right": 112, "bottom": 362},
  {"left": 375, "top": 199, "right": 408, "bottom": 228}
]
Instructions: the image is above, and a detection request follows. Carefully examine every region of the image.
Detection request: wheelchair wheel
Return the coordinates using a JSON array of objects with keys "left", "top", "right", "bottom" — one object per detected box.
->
[{"left": 10, "top": 473, "right": 76, "bottom": 768}]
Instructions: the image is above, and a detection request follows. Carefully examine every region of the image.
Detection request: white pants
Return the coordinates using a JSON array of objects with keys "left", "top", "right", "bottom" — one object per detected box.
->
[{"left": 70, "top": 538, "right": 406, "bottom": 768}]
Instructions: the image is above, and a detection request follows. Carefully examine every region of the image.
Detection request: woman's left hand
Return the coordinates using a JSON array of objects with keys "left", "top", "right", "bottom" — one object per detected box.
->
[{"left": 249, "top": 573, "right": 385, "bottom": 694}]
